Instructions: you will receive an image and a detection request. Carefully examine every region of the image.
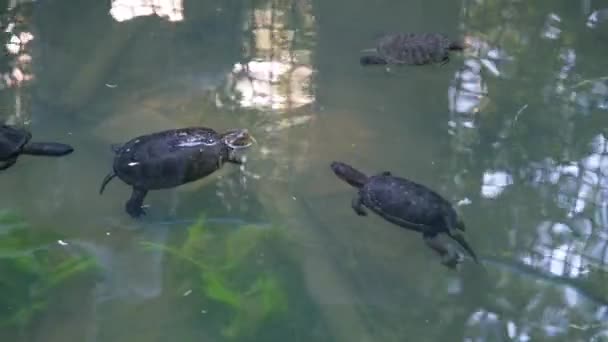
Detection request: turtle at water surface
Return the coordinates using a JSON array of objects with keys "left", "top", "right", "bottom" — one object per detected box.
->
[
  {"left": 0, "top": 125, "right": 74, "bottom": 170},
  {"left": 330, "top": 161, "right": 478, "bottom": 266},
  {"left": 99, "top": 127, "right": 254, "bottom": 218},
  {"left": 360, "top": 33, "right": 465, "bottom": 66}
]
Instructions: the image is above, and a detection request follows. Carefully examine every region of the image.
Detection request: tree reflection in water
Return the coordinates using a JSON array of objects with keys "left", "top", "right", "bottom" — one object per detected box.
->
[{"left": 449, "top": 0, "right": 608, "bottom": 340}]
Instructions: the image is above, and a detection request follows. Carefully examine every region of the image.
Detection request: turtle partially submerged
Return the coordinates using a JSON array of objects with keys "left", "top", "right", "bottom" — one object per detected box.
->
[
  {"left": 0, "top": 125, "right": 74, "bottom": 170},
  {"left": 99, "top": 127, "right": 254, "bottom": 218},
  {"left": 331, "top": 161, "right": 478, "bottom": 266},
  {"left": 360, "top": 32, "right": 465, "bottom": 66}
]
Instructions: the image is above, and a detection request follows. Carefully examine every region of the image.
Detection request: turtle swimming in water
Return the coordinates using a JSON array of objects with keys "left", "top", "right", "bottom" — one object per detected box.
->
[
  {"left": 331, "top": 161, "right": 478, "bottom": 266},
  {"left": 0, "top": 125, "right": 74, "bottom": 170},
  {"left": 360, "top": 32, "right": 465, "bottom": 66},
  {"left": 99, "top": 127, "right": 254, "bottom": 218}
]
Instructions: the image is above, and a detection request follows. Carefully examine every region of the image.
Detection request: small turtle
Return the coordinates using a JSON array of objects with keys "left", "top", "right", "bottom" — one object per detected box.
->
[
  {"left": 360, "top": 32, "right": 465, "bottom": 66},
  {"left": 331, "top": 161, "right": 478, "bottom": 266},
  {"left": 0, "top": 125, "right": 74, "bottom": 170},
  {"left": 99, "top": 127, "right": 254, "bottom": 218}
]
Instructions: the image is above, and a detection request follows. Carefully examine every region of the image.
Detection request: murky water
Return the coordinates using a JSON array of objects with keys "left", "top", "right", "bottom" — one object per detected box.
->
[{"left": 0, "top": 0, "right": 607, "bottom": 341}]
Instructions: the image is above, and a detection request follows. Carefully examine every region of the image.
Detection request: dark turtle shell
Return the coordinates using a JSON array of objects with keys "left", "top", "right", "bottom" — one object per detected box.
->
[
  {"left": 360, "top": 172, "right": 478, "bottom": 263},
  {"left": 113, "top": 127, "right": 231, "bottom": 190},
  {"left": 0, "top": 125, "right": 30, "bottom": 160},
  {"left": 360, "top": 173, "right": 462, "bottom": 235},
  {"left": 331, "top": 161, "right": 478, "bottom": 264},
  {"left": 375, "top": 33, "right": 460, "bottom": 65}
]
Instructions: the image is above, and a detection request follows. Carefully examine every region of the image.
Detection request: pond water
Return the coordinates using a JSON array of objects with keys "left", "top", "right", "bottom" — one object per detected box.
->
[{"left": 0, "top": 0, "right": 607, "bottom": 341}]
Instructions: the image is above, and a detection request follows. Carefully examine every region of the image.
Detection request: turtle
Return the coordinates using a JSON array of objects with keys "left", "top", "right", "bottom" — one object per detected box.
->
[
  {"left": 360, "top": 32, "right": 465, "bottom": 66},
  {"left": 330, "top": 161, "right": 478, "bottom": 266},
  {"left": 0, "top": 125, "right": 74, "bottom": 170},
  {"left": 99, "top": 127, "right": 254, "bottom": 218}
]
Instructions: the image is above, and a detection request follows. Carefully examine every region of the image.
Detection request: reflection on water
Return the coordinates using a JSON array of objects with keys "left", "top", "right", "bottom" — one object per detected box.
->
[
  {"left": 215, "top": 0, "right": 317, "bottom": 183},
  {"left": 449, "top": 0, "right": 608, "bottom": 340},
  {"left": 1, "top": 0, "right": 608, "bottom": 341},
  {"left": 0, "top": 4, "right": 35, "bottom": 127},
  {"left": 228, "top": 60, "right": 313, "bottom": 110},
  {"left": 222, "top": 0, "right": 315, "bottom": 111},
  {"left": 110, "top": 0, "right": 183, "bottom": 22}
]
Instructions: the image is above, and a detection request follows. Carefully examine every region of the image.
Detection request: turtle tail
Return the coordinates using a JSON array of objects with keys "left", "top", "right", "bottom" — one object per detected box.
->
[
  {"left": 99, "top": 172, "right": 117, "bottom": 195},
  {"left": 360, "top": 55, "right": 388, "bottom": 65},
  {"left": 330, "top": 161, "right": 368, "bottom": 188},
  {"left": 21, "top": 142, "right": 74, "bottom": 156},
  {"left": 447, "top": 231, "right": 479, "bottom": 264}
]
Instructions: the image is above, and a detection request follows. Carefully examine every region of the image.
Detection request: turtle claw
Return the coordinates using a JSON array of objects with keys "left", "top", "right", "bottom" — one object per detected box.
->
[
  {"left": 126, "top": 202, "right": 146, "bottom": 218},
  {"left": 126, "top": 188, "right": 148, "bottom": 218},
  {"left": 440, "top": 251, "right": 462, "bottom": 270}
]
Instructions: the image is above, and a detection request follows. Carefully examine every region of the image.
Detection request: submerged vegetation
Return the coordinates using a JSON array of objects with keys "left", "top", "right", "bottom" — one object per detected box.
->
[
  {"left": 0, "top": 210, "right": 98, "bottom": 330},
  {"left": 142, "top": 218, "right": 299, "bottom": 340}
]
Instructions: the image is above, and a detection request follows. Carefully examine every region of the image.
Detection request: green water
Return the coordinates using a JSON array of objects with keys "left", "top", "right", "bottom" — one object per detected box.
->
[{"left": 0, "top": 0, "right": 607, "bottom": 341}]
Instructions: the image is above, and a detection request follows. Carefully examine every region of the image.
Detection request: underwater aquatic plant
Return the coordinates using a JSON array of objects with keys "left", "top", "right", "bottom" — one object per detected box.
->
[
  {"left": 0, "top": 210, "right": 98, "bottom": 328},
  {"left": 141, "top": 217, "right": 289, "bottom": 339}
]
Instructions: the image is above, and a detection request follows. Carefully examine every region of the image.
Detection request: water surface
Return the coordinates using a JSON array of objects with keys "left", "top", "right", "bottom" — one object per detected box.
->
[{"left": 0, "top": 0, "right": 607, "bottom": 341}]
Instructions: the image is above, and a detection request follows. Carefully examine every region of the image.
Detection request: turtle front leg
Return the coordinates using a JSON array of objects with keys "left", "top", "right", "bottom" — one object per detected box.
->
[
  {"left": 126, "top": 187, "right": 148, "bottom": 218},
  {"left": 423, "top": 232, "right": 460, "bottom": 269},
  {"left": 351, "top": 193, "right": 367, "bottom": 216}
]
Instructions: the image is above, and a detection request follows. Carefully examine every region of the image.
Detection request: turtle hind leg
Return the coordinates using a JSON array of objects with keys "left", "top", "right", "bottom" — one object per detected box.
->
[
  {"left": 351, "top": 193, "right": 367, "bottom": 216},
  {"left": 423, "top": 232, "right": 460, "bottom": 269},
  {"left": 360, "top": 55, "right": 388, "bottom": 66},
  {"left": 126, "top": 187, "right": 148, "bottom": 218}
]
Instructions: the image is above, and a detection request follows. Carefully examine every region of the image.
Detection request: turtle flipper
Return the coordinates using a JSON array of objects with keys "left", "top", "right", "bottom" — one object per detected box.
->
[
  {"left": 0, "top": 157, "right": 17, "bottom": 170},
  {"left": 352, "top": 193, "right": 367, "bottom": 216},
  {"left": 360, "top": 55, "right": 388, "bottom": 66},
  {"left": 126, "top": 188, "right": 148, "bottom": 218},
  {"left": 99, "top": 172, "right": 117, "bottom": 194},
  {"left": 423, "top": 232, "right": 459, "bottom": 268},
  {"left": 423, "top": 232, "right": 447, "bottom": 256},
  {"left": 21, "top": 142, "right": 74, "bottom": 156}
]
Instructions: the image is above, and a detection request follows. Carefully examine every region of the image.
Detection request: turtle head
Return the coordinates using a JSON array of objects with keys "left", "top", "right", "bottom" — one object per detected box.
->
[
  {"left": 221, "top": 129, "right": 255, "bottom": 150},
  {"left": 330, "top": 161, "right": 368, "bottom": 188},
  {"left": 221, "top": 129, "right": 255, "bottom": 164}
]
